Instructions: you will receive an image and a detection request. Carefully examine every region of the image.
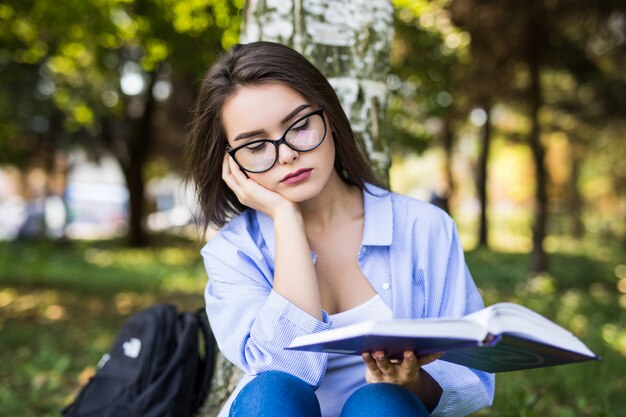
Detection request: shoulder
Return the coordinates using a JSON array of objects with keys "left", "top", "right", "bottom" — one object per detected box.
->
[
  {"left": 201, "top": 209, "right": 262, "bottom": 260},
  {"left": 365, "top": 183, "right": 453, "bottom": 234},
  {"left": 396, "top": 196, "right": 454, "bottom": 247}
]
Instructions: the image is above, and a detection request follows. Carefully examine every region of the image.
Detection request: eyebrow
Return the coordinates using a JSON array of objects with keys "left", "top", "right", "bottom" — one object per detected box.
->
[{"left": 233, "top": 104, "right": 311, "bottom": 141}]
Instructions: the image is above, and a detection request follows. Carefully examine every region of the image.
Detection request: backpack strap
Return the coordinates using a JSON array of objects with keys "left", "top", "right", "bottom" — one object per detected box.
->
[{"left": 191, "top": 308, "right": 217, "bottom": 413}]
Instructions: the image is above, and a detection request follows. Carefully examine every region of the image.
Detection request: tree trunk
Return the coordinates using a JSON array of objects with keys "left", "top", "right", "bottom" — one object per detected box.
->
[
  {"left": 123, "top": 154, "right": 148, "bottom": 247},
  {"left": 623, "top": 209, "right": 626, "bottom": 251},
  {"left": 241, "top": 0, "right": 395, "bottom": 183},
  {"left": 567, "top": 144, "right": 584, "bottom": 239},
  {"left": 528, "top": 54, "right": 548, "bottom": 275},
  {"left": 477, "top": 105, "right": 492, "bottom": 248},
  {"left": 120, "top": 70, "right": 159, "bottom": 247},
  {"left": 437, "top": 116, "right": 455, "bottom": 215}
]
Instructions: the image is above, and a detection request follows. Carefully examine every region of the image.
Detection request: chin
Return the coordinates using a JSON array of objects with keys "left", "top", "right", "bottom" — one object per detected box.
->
[{"left": 277, "top": 178, "right": 325, "bottom": 203}]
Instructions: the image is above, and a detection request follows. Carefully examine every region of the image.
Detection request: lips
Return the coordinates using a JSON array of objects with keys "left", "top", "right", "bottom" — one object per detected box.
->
[{"left": 281, "top": 168, "right": 313, "bottom": 184}]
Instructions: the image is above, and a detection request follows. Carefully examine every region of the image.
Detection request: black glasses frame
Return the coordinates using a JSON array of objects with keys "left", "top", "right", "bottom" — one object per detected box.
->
[{"left": 225, "top": 107, "right": 326, "bottom": 173}]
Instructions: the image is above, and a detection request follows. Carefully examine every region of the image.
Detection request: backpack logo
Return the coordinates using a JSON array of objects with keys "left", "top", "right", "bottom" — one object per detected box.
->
[{"left": 123, "top": 338, "right": 142, "bottom": 358}]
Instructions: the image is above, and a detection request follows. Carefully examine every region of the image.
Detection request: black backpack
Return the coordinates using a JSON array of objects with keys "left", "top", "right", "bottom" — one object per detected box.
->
[{"left": 61, "top": 304, "right": 216, "bottom": 417}]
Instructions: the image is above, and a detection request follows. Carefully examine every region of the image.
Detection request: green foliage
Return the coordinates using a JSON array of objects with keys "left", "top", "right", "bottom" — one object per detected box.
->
[
  {"left": 0, "top": 0, "right": 243, "bottom": 166},
  {"left": 466, "top": 244, "right": 626, "bottom": 416},
  {"left": 388, "top": 0, "right": 469, "bottom": 153}
]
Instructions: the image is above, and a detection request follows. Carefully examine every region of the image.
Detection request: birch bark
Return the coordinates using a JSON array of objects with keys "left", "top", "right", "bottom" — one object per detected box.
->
[{"left": 241, "top": 0, "right": 395, "bottom": 180}]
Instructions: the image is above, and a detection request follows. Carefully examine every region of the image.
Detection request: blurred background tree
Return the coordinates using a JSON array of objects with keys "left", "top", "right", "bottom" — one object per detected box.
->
[
  {"left": 0, "top": 0, "right": 243, "bottom": 246},
  {"left": 389, "top": 0, "right": 625, "bottom": 272},
  {"left": 447, "top": 0, "right": 626, "bottom": 273}
]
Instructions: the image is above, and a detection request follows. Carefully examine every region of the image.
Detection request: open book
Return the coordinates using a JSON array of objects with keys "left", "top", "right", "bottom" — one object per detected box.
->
[{"left": 286, "top": 302, "right": 599, "bottom": 373}]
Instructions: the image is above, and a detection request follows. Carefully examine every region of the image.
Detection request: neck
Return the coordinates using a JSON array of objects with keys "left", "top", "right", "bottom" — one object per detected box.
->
[{"left": 299, "top": 171, "right": 363, "bottom": 231}]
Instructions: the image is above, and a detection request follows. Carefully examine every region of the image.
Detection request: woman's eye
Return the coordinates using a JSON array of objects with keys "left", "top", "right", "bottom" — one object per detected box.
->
[
  {"left": 291, "top": 117, "right": 310, "bottom": 131},
  {"left": 245, "top": 142, "right": 268, "bottom": 154}
]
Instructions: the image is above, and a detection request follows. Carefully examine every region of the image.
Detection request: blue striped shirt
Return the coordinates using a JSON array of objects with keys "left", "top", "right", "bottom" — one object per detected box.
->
[{"left": 202, "top": 183, "right": 495, "bottom": 416}]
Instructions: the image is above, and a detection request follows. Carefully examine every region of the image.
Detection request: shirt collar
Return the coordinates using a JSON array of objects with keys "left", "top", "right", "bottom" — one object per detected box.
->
[
  {"left": 255, "top": 182, "right": 394, "bottom": 260},
  {"left": 362, "top": 183, "right": 393, "bottom": 247}
]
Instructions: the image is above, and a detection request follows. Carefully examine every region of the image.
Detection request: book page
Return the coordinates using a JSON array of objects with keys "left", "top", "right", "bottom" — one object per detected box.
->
[{"left": 471, "top": 303, "right": 594, "bottom": 356}]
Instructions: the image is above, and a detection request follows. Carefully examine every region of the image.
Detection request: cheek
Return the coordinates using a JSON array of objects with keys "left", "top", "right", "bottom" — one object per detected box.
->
[
  {"left": 322, "top": 133, "right": 336, "bottom": 164},
  {"left": 246, "top": 171, "right": 275, "bottom": 189}
]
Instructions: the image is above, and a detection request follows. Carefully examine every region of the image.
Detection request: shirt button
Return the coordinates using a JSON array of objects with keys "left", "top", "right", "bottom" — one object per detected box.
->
[{"left": 382, "top": 283, "right": 390, "bottom": 290}]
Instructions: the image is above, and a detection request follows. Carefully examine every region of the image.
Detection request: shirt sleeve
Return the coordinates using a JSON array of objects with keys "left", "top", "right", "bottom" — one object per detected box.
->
[
  {"left": 419, "top": 216, "right": 495, "bottom": 416},
  {"left": 202, "top": 233, "right": 331, "bottom": 388}
]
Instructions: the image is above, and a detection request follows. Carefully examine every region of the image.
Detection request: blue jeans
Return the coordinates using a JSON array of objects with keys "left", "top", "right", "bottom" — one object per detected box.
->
[{"left": 229, "top": 371, "right": 430, "bottom": 417}]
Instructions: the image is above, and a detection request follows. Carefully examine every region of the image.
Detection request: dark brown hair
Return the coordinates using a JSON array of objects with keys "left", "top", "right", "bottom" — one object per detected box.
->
[{"left": 186, "top": 41, "right": 382, "bottom": 230}]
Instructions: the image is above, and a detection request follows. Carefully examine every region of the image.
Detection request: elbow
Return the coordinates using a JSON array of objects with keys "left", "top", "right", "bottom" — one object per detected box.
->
[
  {"left": 476, "top": 372, "right": 496, "bottom": 411},
  {"left": 240, "top": 341, "right": 328, "bottom": 389}
]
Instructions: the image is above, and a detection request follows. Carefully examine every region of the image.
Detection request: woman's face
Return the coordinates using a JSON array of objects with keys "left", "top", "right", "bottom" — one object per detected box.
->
[{"left": 221, "top": 83, "right": 336, "bottom": 203}]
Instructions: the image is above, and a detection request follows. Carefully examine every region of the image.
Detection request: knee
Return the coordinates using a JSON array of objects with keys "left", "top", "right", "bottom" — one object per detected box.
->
[
  {"left": 342, "top": 383, "right": 429, "bottom": 417},
  {"left": 245, "top": 371, "right": 314, "bottom": 395},
  {"left": 231, "top": 371, "right": 320, "bottom": 417},
  {"left": 348, "top": 383, "right": 409, "bottom": 404}
]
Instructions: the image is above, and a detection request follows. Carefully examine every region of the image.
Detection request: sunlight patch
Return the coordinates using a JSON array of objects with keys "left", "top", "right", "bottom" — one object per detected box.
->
[
  {"left": 0, "top": 288, "right": 17, "bottom": 308},
  {"left": 602, "top": 323, "right": 626, "bottom": 357},
  {"left": 44, "top": 305, "right": 66, "bottom": 321}
]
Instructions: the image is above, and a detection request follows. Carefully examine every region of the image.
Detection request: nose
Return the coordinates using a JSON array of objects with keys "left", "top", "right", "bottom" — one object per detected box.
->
[{"left": 277, "top": 142, "right": 299, "bottom": 165}]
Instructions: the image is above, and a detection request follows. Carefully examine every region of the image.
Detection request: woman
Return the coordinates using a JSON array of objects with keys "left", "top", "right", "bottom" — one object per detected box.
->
[{"left": 187, "top": 41, "right": 494, "bottom": 417}]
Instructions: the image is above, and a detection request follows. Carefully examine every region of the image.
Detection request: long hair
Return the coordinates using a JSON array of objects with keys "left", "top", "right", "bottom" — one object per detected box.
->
[{"left": 186, "top": 41, "right": 382, "bottom": 230}]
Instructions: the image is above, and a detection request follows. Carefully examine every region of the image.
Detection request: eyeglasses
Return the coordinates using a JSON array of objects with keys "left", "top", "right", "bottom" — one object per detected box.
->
[{"left": 226, "top": 107, "right": 327, "bottom": 173}]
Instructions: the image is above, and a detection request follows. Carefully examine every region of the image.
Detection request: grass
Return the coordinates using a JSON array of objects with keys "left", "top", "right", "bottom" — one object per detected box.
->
[
  {"left": 0, "top": 237, "right": 207, "bottom": 416},
  {"left": 0, "top": 236, "right": 625, "bottom": 416},
  {"left": 466, "top": 243, "right": 626, "bottom": 417}
]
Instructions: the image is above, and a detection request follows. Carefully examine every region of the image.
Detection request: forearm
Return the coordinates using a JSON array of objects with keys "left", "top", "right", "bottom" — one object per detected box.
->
[{"left": 272, "top": 205, "right": 323, "bottom": 320}]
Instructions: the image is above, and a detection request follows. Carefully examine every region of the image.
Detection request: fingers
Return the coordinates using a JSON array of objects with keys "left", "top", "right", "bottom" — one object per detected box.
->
[
  {"left": 222, "top": 153, "right": 252, "bottom": 199},
  {"left": 400, "top": 350, "right": 418, "bottom": 375},
  {"left": 222, "top": 153, "right": 245, "bottom": 186},
  {"left": 372, "top": 351, "right": 395, "bottom": 375},
  {"left": 362, "top": 353, "right": 383, "bottom": 382},
  {"left": 221, "top": 153, "right": 238, "bottom": 190},
  {"left": 222, "top": 152, "right": 231, "bottom": 178},
  {"left": 367, "top": 351, "right": 401, "bottom": 382},
  {"left": 362, "top": 350, "right": 443, "bottom": 386}
]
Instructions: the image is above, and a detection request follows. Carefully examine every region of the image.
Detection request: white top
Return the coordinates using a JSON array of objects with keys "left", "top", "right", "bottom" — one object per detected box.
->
[{"left": 315, "top": 294, "right": 393, "bottom": 417}]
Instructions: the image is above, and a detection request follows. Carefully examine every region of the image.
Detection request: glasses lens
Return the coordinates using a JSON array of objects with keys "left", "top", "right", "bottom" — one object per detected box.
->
[
  {"left": 285, "top": 113, "right": 325, "bottom": 151},
  {"left": 234, "top": 141, "right": 276, "bottom": 173}
]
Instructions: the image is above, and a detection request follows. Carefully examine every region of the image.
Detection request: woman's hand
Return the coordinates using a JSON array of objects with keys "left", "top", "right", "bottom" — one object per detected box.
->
[
  {"left": 362, "top": 350, "right": 443, "bottom": 387},
  {"left": 222, "top": 153, "right": 296, "bottom": 219}
]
